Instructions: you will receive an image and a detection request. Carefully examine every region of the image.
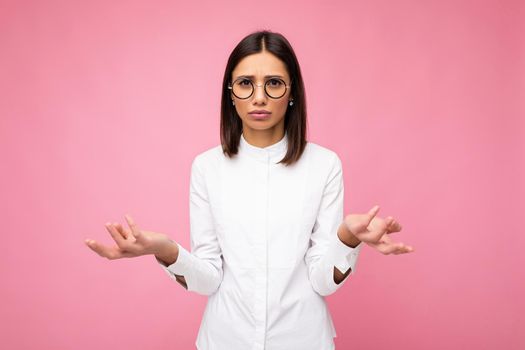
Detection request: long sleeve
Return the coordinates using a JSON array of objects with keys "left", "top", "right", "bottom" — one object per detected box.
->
[
  {"left": 156, "top": 155, "right": 223, "bottom": 296},
  {"left": 305, "top": 153, "right": 363, "bottom": 297}
]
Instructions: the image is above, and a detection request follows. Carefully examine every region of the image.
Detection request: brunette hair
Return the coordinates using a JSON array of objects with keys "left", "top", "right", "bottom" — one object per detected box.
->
[{"left": 220, "top": 30, "right": 307, "bottom": 166}]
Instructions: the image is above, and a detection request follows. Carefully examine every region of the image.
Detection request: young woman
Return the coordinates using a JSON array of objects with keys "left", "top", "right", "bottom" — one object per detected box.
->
[{"left": 85, "top": 30, "right": 414, "bottom": 350}]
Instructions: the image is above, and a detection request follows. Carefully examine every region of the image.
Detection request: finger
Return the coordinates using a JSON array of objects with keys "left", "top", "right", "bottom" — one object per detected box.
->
[
  {"left": 381, "top": 216, "right": 394, "bottom": 233},
  {"left": 377, "top": 240, "right": 406, "bottom": 255},
  {"left": 386, "top": 218, "right": 394, "bottom": 231},
  {"left": 380, "top": 242, "right": 400, "bottom": 255},
  {"left": 367, "top": 205, "right": 380, "bottom": 224},
  {"left": 125, "top": 214, "right": 142, "bottom": 240},
  {"left": 364, "top": 205, "right": 381, "bottom": 230},
  {"left": 105, "top": 223, "right": 126, "bottom": 248},
  {"left": 368, "top": 217, "right": 393, "bottom": 242},
  {"left": 85, "top": 239, "right": 132, "bottom": 259},
  {"left": 393, "top": 243, "right": 414, "bottom": 254},
  {"left": 85, "top": 239, "right": 110, "bottom": 258},
  {"left": 115, "top": 223, "right": 131, "bottom": 240},
  {"left": 387, "top": 219, "right": 402, "bottom": 233}
]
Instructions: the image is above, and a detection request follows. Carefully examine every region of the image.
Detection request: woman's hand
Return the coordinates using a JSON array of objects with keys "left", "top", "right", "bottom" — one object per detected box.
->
[
  {"left": 85, "top": 214, "right": 173, "bottom": 260},
  {"left": 340, "top": 205, "right": 414, "bottom": 255}
]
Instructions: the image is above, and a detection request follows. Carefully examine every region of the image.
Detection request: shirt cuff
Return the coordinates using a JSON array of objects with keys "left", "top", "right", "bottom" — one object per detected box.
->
[
  {"left": 326, "top": 234, "right": 364, "bottom": 274},
  {"left": 155, "top": 242, "right": 192, "bottom": 276}
]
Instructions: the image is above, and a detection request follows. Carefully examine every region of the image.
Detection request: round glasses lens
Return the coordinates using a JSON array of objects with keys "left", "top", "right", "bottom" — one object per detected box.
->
[
  {"left": 232, "top": 79, "right": 254, "bottom": 99},
  {"left": 265, "top": 78, "right": 286, "bottom": 98}
]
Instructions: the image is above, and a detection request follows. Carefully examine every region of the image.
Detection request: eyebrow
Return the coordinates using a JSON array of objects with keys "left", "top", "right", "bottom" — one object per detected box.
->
[{"left": 234, "top": 74, "right": 285, "bottom": 79}]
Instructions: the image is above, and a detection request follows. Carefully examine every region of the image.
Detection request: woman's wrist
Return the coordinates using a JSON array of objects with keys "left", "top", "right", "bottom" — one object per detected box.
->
[
  {"left": 155, "top": 238, "right": 180, "bottom": 266},
  {"left": 337, "top": 223, "right": 361, "bottom": 248}
]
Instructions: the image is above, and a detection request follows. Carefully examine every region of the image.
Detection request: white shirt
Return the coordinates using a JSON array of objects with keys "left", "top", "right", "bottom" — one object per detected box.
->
[{"left": 156, "top": 132, "right": 363, "bottom": 350}]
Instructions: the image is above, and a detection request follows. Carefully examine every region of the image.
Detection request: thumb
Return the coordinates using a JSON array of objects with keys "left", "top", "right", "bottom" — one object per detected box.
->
[{"left": 366, "top": 205, "right": 380, "bottom": 225}]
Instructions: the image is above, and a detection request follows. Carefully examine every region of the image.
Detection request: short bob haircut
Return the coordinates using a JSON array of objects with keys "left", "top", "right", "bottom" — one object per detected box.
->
[{"left": 220, "top": 30, "right": 307, "bottom": 166}]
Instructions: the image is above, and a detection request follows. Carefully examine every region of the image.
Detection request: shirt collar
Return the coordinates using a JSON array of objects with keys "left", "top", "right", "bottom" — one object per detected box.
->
[{"left": 239, "top": 132, "right": 289, "bottom": 164}]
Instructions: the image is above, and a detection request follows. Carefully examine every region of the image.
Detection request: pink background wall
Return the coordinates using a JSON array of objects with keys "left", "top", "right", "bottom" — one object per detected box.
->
[{"left": 1, "top": 0, "right": 523, "bottom": 349}]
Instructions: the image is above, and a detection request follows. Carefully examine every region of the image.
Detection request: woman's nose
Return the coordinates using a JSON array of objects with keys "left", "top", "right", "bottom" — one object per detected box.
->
[{"left": 252, "top": 83, "right": 268, "bottom": 103}]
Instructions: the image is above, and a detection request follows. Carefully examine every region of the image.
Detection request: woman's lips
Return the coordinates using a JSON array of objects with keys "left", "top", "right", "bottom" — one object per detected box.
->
[{"left": 249, "top": 112, "right": 271, "bottom": 120}]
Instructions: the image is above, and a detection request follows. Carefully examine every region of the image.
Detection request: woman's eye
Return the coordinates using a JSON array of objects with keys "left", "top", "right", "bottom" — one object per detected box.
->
[
  {"left": 239, "top": 79, "right": 251, "bottom": 86},
  {"left": 268, "top": 79, "right": 282, "bottom": 86}
]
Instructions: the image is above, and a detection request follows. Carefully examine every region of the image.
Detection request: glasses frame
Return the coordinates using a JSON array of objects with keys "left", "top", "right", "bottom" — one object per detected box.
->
[{"left": 228, "top": 77, "right": 292, "bottom": 100}]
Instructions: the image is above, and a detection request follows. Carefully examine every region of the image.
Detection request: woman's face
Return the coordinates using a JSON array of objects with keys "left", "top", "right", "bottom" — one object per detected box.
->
[{"left": 230, "top": 50, "right": 293, "bottom": 133}]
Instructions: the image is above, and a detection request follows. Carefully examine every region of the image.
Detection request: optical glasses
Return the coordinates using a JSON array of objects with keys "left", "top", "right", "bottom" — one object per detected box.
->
[{"left": 228, "top": 77, "right": 291, "bottom": 99}]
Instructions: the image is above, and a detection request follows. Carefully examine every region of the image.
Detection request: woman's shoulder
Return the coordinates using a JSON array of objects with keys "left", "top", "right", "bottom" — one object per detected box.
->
[
  {"left": 305, "top": 141, "right": 341, "bottom": 164},
  {"left": 192, "top": 144, "right": 223, "bottom": 167}
]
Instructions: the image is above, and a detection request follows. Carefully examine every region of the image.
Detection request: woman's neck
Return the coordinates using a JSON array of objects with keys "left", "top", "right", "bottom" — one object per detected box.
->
[{"left": 242, "top": 124, "right": 285, "bottom": 148}]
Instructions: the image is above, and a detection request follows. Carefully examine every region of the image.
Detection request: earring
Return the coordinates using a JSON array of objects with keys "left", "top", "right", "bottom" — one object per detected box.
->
[
  {"left": 232, "top": 100, "right": 235, "bottom": 105},
  {"left": 289, "top": 100, "right": 294, "bottom": 106}
]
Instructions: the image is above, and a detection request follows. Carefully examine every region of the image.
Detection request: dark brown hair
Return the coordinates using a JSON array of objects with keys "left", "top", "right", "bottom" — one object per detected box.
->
[{"left": 220, "top": 30, "right": 308, "bottom": 166}]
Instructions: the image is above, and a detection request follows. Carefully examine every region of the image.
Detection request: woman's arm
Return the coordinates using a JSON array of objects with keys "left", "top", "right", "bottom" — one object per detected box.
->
[
  {"left": 333, "top": 225, "right": 361, "bottom": 284},
  {"left": 154, "top": 156, "right": 223, "bottom": 295},
  {"left": 155, "top": 239, "right": 187, "bottom": 289},
  {"left": 305, "top": 153, "right": 364, "bottom": 296},
  {"left": 85, "top": 155, "right": 222, "bottom": 295}
]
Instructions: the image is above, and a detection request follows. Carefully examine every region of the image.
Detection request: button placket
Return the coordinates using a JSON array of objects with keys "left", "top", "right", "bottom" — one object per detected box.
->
[
  {"left": 253, "top": 151, "right": 270, "bottom": 349},
  {"left": 237, "top": 134, "right": 287, "bottom": 350}
]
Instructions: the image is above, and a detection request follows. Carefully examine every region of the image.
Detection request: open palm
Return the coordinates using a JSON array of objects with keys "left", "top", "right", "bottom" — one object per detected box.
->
[
  {"left": 85, "top": 215, "right": 169, "bottom": 260},
  {"left": 343, "top": 205, "right": 414, "bottom": 255}
]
